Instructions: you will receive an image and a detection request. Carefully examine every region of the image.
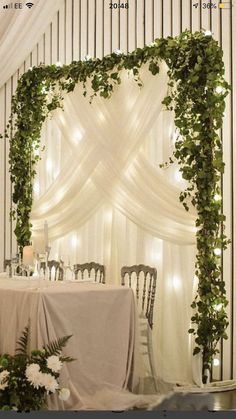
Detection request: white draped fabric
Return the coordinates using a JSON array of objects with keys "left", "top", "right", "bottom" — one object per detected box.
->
[
  {"left": 31, "top": 62, "right": 199, "bottom": 385},
  {"left": 0, "top": 0, "right": 63, "bottom": 87}
]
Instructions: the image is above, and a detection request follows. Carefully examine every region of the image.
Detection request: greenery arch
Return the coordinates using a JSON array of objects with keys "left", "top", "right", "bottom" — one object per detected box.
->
[{"left": 3, "top": 30, "right": 230, "bottom": 383}]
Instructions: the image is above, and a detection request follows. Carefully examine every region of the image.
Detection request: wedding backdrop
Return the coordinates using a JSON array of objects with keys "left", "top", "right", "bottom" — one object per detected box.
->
[
  {"left": 0, "top": 0, "right": 235, "bottom": 412},
  {"left": 32, "top": 63, "right": 197, "bottom": 385}
]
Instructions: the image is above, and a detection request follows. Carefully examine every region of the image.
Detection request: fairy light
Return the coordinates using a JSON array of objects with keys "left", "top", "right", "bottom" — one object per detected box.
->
[
  {"left": 214, "top": 303, "right": 223, "bottom": 311},
  {"left": 214, "top": 248, "right": 221, "bottom": 256},
  {"left": 215, "top": 86, "right": 224, "bottom": 94},
  {"left": 214, "top": 194, "right": 221, "bottom": 201},
  {"left": 213, "top": 359, "right": 220, "bottom": 367},
  {"left": 174, "top": 169, "right": 183, "bottom": 182}
]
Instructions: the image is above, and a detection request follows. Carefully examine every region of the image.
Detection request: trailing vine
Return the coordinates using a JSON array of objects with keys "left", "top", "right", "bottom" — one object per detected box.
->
[{"left": 3, "top": 30, "right": 230, "bottom": 382}]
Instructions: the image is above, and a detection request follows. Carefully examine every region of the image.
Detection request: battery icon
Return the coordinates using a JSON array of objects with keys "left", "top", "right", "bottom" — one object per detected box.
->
[{"left": 219, "top": 2, "right": 231, "bottom": 8}]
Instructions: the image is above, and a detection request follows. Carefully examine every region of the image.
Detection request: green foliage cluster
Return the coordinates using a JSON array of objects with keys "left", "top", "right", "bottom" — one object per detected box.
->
[
  {"left": 3, "top": 30, "right": 229, "bottom": 382},
  {"left": 0, "top": 323, "right": 73, "bottom": 411}
]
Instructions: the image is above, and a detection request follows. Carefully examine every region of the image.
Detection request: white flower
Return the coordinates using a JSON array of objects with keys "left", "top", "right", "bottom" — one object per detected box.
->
[
  {"left": 46, "top": 355, "right": 63, "bottom": 373},
  {"left": 58, "top": 388, "right": 70, "bottom": 401},
  {"left": 26, "top": 363, "right": 40, "bottom": 376},
  {"left": 41, "top": 373, "right": 59, "bottom": 394},
  {"left": 25, "top": 364, "right": 43, "bottom": 389},
  {"left": 0, "top": 370, "right": 9, "bottom": 390},
  {"left": 114, "top": 49, "right": 122, "bottom": 55}
]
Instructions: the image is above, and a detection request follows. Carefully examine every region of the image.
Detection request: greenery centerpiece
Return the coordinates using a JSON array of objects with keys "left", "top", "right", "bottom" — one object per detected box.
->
[
  {"left": 0, "top": 324, "right": 73, "bottom": 411},
  {"left": 2, "top": 30, "right": 230, "bottom": 383}
]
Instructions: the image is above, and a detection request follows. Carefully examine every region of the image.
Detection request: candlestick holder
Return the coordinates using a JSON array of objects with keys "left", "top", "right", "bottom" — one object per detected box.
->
[{"left": 45, "top": 246, "right": 51, "bottom": 280}]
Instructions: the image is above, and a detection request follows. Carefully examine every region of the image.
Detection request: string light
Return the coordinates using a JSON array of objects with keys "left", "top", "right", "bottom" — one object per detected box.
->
[
  {"left": 213, "top": 359, "right": 220, "bottom": 367},
  {"left": 214, "top": 303, "right": 223, "bottom": 311},
  {"left": 214, "top": 194, "right": 221, "bottom": 201},
  {"left": 174, "top": 169, "right": 183, "bottom": 182},
  {"left": 46, "top": 159, "right": 53, "bottom": 172},
  {"left": 215, "top": 85, "right": 224, "bottom": 94},
  {"left": 214, "top": 248, "right": 221, "bottom": 256},
  {"left": 33, "top": 181, "right": 40, "bottom": 195}
]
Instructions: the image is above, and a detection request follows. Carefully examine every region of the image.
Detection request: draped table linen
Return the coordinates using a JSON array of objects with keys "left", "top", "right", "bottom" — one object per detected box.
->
[{"left": 0, "top": 277, "right": 138, "bottom": 410}]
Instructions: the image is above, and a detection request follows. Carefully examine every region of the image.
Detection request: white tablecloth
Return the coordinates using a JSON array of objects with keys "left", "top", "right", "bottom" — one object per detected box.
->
[{"left": 0, "top": 276, "right": 138, "bottom": 410}]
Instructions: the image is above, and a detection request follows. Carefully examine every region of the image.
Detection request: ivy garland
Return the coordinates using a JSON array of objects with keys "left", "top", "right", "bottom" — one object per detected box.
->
[{"left": 3, "top": 30, "right": 230, "bottom": 382}]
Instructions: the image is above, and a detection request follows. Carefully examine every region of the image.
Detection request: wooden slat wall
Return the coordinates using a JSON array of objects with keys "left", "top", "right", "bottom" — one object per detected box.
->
[{"left": 0, "top": 0, "right": 235, "bottom": 380}]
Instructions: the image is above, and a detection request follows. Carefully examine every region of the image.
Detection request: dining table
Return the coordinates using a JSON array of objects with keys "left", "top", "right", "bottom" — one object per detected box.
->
[{"left": 0, "top": 275, "right": 140, "bottom": 410}]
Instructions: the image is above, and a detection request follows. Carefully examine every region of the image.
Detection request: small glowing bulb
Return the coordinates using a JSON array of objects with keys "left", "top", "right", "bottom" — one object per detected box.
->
[
  {"left": 71, "top": 234, "right": 78, "bottom": 248},
  {"left": 46, "top": 159, "right": 53, "bottom": 172},
  {"left": 205, "top": 30, "right": 212, "bottom": 37},
  {"left": 33, "top": 181, "right": 40, "bottom": 195},
  {"left": 215, "top": 86, "right": 224, "bottom": 94},
  {"left": 74, "top": 130, "right": 82, "bottom": 142},
  {"left": 174, "top": 169, "right": 183, "bottom": 182},
  {"left": 214, "top": 303, "right": 223, "bottom": 311},
  {"left": 214, "top": 248, "right": 221, "bottom": 256},
  {"left": 213, "top": 359, "right": 220, "bottom": 367},
  {"left": 56, "top": 61, "right": 62, "bottom": 67},
  {"left": 214, "top": 194, "right": 221, "bottom": 201},
  {"left": 114, "top": 49, "right": 122, "bottom": 55}
]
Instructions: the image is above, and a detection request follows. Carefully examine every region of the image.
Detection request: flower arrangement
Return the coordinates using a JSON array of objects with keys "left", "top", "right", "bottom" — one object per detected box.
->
[{"left": 0, "top": 324, "right": 74, "bottom": 411}]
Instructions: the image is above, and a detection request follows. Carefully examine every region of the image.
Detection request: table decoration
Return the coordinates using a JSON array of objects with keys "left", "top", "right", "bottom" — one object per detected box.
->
[{"left": 0, "top": 323, "right": 74, "bottom": 411}]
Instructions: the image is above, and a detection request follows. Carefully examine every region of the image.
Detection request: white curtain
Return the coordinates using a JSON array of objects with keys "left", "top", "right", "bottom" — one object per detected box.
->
[
  {"left": 0, "top": 0, "right": 63, "bottom": 87},
  {"left": 31, "top": 62, "right": 198, "bottom": 385}
]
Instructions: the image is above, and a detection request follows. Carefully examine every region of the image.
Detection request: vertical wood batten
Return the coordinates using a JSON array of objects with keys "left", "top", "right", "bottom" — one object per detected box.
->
[
  {"left": 153, "top": 0, "right": 163, "bottom": 39},
  {"left": 145, "top": 0, "right": 153, "bottom": 44},
  {"left": 65, "top": 0, "right": 73, "bottom": 64},
  {"left": 96, "top": 0, "right": 104, "bottom": 58},
  {"left": 59, "top": 0, "right": 65, "bottom": 64},
  {"left": 52, "top": 14, "right": 58, "bottom": 64},
  {"left": 181, "top": 0, "right": 191, "bottom": 31},
  {"left": 221, "top": 5, "right": 232, "bottom": 380},
  {"left": 88, "top": 0, "right": 96, "bottom": 57},
  {"left": 44, "top": 26, "right": 51, "bottom": 65},
  {"left": 211, "top": 5, "right": 223, "bottom": 382},
  {"left": 127, "top": 0, "right": 135, "bottom": 52},
  {"left": 172, "top": 0, "right": 181, "bottom": 37},
  {"left": 119, "top": 1, "right": 128, "bottom": 53},
  {"left": 0, "top": 87, "right": 5, "bottom": 270},
  {"left": 111, "top": 0, "right": 119, "bottom": 51},
  {"left": 232, "top": 0, "right": 236, "bottom": 380},
  {"left": 163, "top": 0, "right": 171, "bottom": 38},
  {"left": 5, "top": 80, "right": 11, "bottom": 261},
  {"left": 103, "top": 0, "right": 112, "bottom": 55},
  {"left": 191, "top": 0, "right": 200, "bottom": 32},
  {"left": 73, "top": 0, "right": 80, "bottom": 61}
]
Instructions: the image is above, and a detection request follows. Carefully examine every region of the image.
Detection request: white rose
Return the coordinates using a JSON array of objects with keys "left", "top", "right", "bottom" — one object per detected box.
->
[
  {"left": 41, "top": 373, "right": 59, "bottom": 393},
  {"left": 46, "top": 355, "right": 63, "bottom": 373},
  {"left": 58, "top": 388, "right": 70, "bottom": 401}
]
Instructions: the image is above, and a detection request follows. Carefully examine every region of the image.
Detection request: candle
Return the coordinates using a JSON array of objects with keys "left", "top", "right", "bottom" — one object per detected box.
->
[
  {"left": 44, "top": 220, "right": 48, "bottom": 249},
  {"left": 32, "top": 236, "right": 45, "bottom": 254},
  {"left": 23, "top": 246, "right": 34, "bottom": 266}
]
